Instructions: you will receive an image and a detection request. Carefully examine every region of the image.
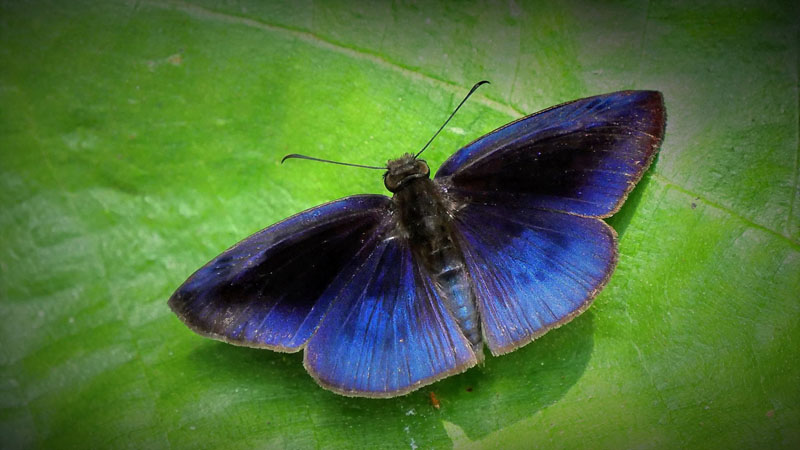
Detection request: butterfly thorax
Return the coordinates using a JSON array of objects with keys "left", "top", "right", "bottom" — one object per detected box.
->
[{"left": 385, "top": 154, "right": 483, "bottom": 358}]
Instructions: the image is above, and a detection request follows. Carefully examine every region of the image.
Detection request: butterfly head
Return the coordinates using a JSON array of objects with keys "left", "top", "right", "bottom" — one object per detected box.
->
[{"left": 384, "top": 153, "right": 430, "bottom": 193}]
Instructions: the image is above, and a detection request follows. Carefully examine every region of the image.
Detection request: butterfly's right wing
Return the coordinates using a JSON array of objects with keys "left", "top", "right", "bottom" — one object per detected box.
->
[
  {"left": 168, "top": 195, "right": 393, "bottom": 352},
  {"left": 434, "top": 91, "right": 664, "bottom": 355},
  {"left": 450, "top": 202, "right": 617, "bottom": 355}
]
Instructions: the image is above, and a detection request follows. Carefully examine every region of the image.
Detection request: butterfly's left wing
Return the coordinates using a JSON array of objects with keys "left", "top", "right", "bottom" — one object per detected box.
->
[
  {"left": 435, "top": 90, "right": 665, "bottom": 354},
  {"left": 170, "top": 195, "right": 477, "bottom": 397}
]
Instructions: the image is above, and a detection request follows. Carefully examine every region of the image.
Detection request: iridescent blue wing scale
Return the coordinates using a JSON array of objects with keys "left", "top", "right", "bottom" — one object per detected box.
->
[
  {"left": 168, "top": 195, "right": 392, "bottom": 352},
  {"left": 304, "top": 223, "right": 478, "bottom": 397},
  {"left": 436, "top": 90, "right": 665, "bottom": 354},
  {"left": 436, "top": 90, "right": 665, "bottom": 218}
]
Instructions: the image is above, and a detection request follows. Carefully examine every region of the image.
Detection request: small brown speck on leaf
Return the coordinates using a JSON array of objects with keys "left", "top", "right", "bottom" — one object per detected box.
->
[
  {"left": 167, "top": 53, "right": 183, "bottom": 66},
  {"left": 429, "top": 392, "right": 440, "bottom": 410}
]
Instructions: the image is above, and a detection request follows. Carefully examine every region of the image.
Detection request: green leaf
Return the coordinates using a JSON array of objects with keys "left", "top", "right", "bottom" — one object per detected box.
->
[{"left": 1, "top": 0, "right": 797, "bottom": 448}]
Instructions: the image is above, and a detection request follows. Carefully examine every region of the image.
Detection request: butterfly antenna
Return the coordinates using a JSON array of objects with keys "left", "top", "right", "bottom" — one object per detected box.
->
[
  {"left": 414, "top": 80, "right": 490, "bottom": 159},
  {"left": 281, "top": 154, "right": 386, "bottom": 170}
]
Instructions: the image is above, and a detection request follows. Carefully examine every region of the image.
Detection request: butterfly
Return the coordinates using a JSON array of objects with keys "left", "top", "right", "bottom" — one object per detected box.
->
[{"left": 168, "top": 82, "right": 666, "bottom": 398}]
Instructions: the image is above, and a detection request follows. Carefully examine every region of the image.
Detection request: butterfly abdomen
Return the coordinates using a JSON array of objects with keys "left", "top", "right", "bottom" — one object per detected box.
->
[
  {"left": 428, "top": 237, "right": 483, "bottom": 357},
  {"left": 392, "top": 175, "right": 483, "bottom": 357}
]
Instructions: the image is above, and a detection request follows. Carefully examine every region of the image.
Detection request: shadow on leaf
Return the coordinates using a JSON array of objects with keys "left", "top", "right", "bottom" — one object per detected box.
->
[
  {"left": 606, "top": 159, "right": 658, "bottom": 238},
  {"left": 186, "top": 309, "right": 593, "bottom": 445}
]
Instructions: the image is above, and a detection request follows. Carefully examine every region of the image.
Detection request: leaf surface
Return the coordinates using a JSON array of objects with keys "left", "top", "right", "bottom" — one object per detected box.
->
[{"left": 1, "top": 1, "right": 797, "bottom": 448}]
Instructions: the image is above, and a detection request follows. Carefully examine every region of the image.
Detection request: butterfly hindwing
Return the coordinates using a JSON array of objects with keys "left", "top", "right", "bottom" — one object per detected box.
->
[
  {"left": 304, "top": 224, "right": 478, "bottom": 397},
  {"left": 168, "top": 195, "right": 392, "bottom": 351},
  {"left": 453, "top": 203, "right": 617, "bottom": 354},
  {"left": 436, "top": 90, "right": 665, "bottom": 218}
]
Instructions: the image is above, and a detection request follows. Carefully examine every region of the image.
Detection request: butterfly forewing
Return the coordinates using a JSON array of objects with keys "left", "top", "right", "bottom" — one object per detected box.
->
[
  {"left": 436, "top": 90, "right": 665, "bottom": 218},
  {"left": 168, "top": 195, "right": 391, "bottom": 351}
]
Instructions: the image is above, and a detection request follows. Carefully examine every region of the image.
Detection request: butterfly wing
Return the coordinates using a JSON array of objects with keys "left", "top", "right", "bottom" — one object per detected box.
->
[
  {"left": 170, "top": 193, "right": 477, "bottom": 396},
  {"left": 304, "top": 224, "right": 478, "bottom": 397},
  {"left": 168, "top": 194, "right": 392, "bottom": 352},
  {"left": 452, "top": 203, "right": 617, "bottom": 354},
  {"left": 435, "top": 90, "right": 665, "bottom": 354},
  {"left": 436, "top": 90, "right": 665, "bottom": 218}
]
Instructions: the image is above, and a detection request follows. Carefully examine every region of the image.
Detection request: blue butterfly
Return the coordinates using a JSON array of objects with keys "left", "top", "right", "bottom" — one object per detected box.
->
[{"left": 169, "top": 83, "right": 665, "bottom": 398}]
